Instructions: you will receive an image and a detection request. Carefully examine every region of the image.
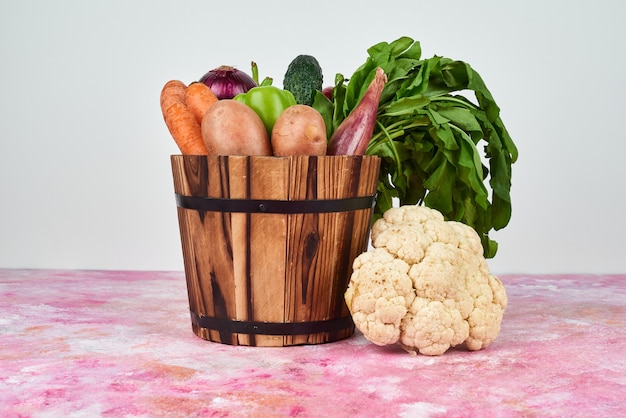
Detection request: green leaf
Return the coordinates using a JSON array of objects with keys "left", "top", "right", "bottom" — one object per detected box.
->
[
  {"left": 373, "top": 181, "right": 395, "bottom": 221},
  {"left": 332, "top": 73, "right": 348, "bottom": 130},
  {"left": 383, "top": 96, "right": 430, "bottom": 116},
  {"left": 397, "top": 39, "right": 422, "bottom": 60},
  {"left": 495, "top": 119, "right": 519, "bottom": 163},
  {"left": 491, "top": 192, "right": 512, "bottom": 231},
  {"left": 456, "top": 135, "right": 490, "bottom": 209},
  {"left": 403, "top": 169, "right": 427, "bottom": 205},
  {"left": 423, "top": 161, "right": 456, "bottom": 214},
  {"left": 389, "top": 36, "right": 416, "bottom": 56},
  {"left": 440, "top": 59, "right": 470, "bottom": 89},
  {"left": 427, "top": 108, "right": 450, "bottom": 125},
  {"left": 460, "top": 194, "right": 478, "bottom": 226},
  {"left": 466, "top": 69, "right": 501, "bottom": 122},
  {"left": 311, "top": 91, "right": 334, "bottom": 139},
  {"left": 437, "top": 106, "right": 482, "bottom": 133},
  {"left": 481, "top": 235, "right": 498, "bottom": 259},
  {"left": 367, "top": 40, "right": 394, "bottom": 64},
  {"left": 429, "top": 122, "right": 458, "bottom": 151},
  {"left": 344, "top": 61, "right": 377, "bottom": 111}
]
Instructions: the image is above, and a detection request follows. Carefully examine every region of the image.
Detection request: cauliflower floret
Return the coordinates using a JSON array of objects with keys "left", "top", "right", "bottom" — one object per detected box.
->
[
  {"left": 400, "top": 298, "right": 469, "bottom": 356},
  {"left": 344, "top": 248, "right": 416, "bottom": 346},
  {"left": 371, "top": 205, "right": 444, "bottom": 242},
  {"left": 371, "top": 224, "right": 432, "bottom": 264},
  {"left": 464, "top": 273, "right": 508, "bottom": 350},
  {"left": 345, "top": 205, "right": 508, "bottom": 356}
]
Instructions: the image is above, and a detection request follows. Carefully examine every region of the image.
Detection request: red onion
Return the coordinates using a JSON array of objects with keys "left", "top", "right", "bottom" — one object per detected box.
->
[
  {"left": 198, "top": 66, "right": 257, "bottom": 100},
  {"left": 322, "top": 86, "right": 334, "bottom": 101}
]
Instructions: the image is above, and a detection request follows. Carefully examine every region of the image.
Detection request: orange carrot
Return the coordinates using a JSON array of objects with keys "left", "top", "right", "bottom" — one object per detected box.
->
[
  {"left": 160, "top": 79, "right": 208, "bottom": 155},
  {"left": 163, "top": 101, "right": 209, "bottom": 155},
  {"left": 185, "top": 82, "right": 218, "bottom": 124},
  {"left": 160, "top": 80, "right": 187, "bottom": 115}
]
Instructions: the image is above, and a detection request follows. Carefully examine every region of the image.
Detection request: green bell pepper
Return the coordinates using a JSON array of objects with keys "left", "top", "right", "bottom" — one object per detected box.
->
[{"left": 234, "top": 86, "right": 296, "bottom": 135}]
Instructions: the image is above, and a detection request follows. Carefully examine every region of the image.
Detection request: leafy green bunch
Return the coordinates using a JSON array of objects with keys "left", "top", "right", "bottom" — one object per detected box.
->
[{"left": 318, "top": 37, "right": 518, "bottom": 258}]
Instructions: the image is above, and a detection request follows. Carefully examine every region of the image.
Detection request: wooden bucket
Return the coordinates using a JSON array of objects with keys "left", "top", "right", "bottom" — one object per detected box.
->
[{"left": 171, "top": 155, "right": 380, "bottom": 346}]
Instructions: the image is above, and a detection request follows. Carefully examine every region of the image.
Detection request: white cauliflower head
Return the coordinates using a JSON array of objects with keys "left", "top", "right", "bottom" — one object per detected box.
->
[{"left": 345, "top": 205, "right": 508, "bottom": 356}]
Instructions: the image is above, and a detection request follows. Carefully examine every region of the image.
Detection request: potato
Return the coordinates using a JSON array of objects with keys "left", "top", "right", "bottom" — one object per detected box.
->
[
  {"left": 201, "top": 100, "right": 272, "bottom": 156},
  {"left": 271, "top": 105, "right": 327, "bottom": 156}
]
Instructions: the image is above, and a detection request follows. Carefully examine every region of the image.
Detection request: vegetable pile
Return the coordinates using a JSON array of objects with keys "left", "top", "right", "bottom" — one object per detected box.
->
[
  {"left": 160, "top": 36, "right": 518, "bottom": 258},
  {"left": 160, "top": 55, "right": 385, "bottom": 159}
]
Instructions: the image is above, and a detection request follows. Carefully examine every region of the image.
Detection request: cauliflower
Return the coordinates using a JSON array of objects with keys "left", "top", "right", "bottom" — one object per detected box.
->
[{"left": 344, "top": 205, "right": 508, "bottom": 356}]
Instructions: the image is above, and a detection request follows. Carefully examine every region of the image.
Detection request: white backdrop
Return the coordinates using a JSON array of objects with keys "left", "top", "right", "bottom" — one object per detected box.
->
[{"left": 1, "top": 1, "right": 625, "bottom": 274}]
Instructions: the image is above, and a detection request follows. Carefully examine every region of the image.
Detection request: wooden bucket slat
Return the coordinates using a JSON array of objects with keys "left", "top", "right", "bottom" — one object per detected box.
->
[
  {"left": 172, "top": 156, "right": 214, "bottom": 341},
  {"left": 223, "top": 156, "right": 251, "bottom": 345},
  {"left": 284, "top": 156, "right": 319, "bottom": 345},
  {"left": 171, "top": 155, "right": 380, "bottom": 347},
  {"left": 246, "top": 157, "right": 290, "bottom": 346}
]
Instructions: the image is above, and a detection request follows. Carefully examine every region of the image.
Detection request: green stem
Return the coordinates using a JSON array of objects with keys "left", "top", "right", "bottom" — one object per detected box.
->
[
  {"left": 251, "top": 61, "right": 259, "bottom": 85},
  {"left": 368, "top": 116, "right": 430, "bottom": 149},
  {"left": 368, "top": 122, "right": 403, "bottom": 173}
]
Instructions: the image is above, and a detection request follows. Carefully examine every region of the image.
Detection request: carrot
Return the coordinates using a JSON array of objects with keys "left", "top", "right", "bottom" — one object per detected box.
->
[
  {"left": 185, "top": 82, "right": 219, "bottom": 124},
  {"left": 164, "top": 101, "right": 209, "bottom": 155},
  {"left": 160, "top": 79, "right": 208, "bottom": 155},
  {"left": 160, "top": 80, "right": 187, "bottom": 115}
]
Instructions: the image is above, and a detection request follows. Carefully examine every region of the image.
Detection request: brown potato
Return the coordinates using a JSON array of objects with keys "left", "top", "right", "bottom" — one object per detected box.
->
[
  {"left": 271, "top": 105, "right": 327, "bottom": 156},
  {"left": 201, "top": 100, "right": 272, "bottom": 156}
]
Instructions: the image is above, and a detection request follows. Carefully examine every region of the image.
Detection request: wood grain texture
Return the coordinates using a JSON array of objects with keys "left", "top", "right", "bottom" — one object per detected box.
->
[{"left": 171, "top": 155, "right": 380, "bottom": 346}]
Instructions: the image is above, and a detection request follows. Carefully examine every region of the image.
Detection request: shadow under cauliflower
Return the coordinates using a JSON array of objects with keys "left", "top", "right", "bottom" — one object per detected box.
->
[{"left": 344, "top": 205, "right": 508, "bottom": 356}]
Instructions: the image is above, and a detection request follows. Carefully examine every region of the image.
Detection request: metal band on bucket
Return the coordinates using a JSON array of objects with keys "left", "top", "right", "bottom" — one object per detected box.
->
[
  {"left": 190, "top": 311, "right": 354, "bottom": 336},
  {"left": 175, "top": 194, "right": 376, "bottom": 214}
]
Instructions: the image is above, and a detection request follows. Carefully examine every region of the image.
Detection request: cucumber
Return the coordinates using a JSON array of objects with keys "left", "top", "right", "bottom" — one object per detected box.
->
[{"left": 283, "top": 55, "right": 323, "bottom": 106}]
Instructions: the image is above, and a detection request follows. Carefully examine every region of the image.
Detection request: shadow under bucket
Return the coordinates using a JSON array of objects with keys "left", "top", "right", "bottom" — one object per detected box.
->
[{"left": 171, "top": 155, "right": 380, "bottom": 346}]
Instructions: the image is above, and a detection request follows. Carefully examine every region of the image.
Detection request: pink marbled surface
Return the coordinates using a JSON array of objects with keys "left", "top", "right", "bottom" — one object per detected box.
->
[{"left": 0, "top": 269, "right": 624, "bottom": 417}]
